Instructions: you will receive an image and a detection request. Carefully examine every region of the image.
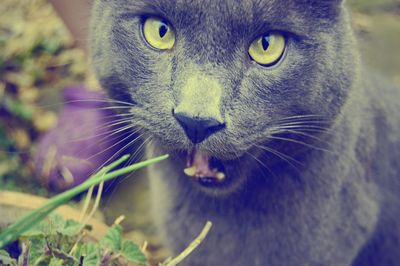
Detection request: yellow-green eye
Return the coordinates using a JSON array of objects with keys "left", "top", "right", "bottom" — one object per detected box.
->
[
  {"left": 249, "top": 32, "right": 285, "bottom": 66},
  {"left": 143, "top": 17, "right": 175, "bottom": 50}
]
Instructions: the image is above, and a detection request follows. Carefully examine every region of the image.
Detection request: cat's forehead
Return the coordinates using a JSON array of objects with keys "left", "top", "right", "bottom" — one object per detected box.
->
[
  {"left": 130, "top": 0, "right": 292, "bottom": 21},
  {"left": 121, "top": 0, "right": 339, "bottom": 34},
  {"left": 130, "top": 0, "right": 301, "bottom": 13}
]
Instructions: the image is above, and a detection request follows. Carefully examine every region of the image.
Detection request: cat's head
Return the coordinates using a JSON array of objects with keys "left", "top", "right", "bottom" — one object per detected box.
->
[{"left": 90, "top": 0, "right": 357, "bottom": 194}]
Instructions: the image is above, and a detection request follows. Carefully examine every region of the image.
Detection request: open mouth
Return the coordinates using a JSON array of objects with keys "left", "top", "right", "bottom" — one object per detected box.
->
[{"left": 183, "top": 149, "right": 227, "bottom": 187}]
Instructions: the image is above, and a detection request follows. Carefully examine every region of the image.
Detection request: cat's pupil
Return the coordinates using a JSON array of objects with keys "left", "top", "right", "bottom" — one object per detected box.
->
[
  {"left": 262, "top": 35, "right": 270, "bottom": 51},
  {"left": 159, "top": 23, "right": 168, "bottom": 38}
]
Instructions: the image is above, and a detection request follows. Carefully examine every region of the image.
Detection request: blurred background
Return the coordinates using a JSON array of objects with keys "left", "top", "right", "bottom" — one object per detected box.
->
[{"left": 0, "top": 0, "right": 399, "bottom": 262}]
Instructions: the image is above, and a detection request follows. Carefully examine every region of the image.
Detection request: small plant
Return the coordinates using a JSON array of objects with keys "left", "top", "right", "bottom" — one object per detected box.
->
[
  {"left": 0, "top": 154, "right": 168, "bottom": 265},
  {"left": 0, "top": 214, "right": 147, "bottom": 266}
]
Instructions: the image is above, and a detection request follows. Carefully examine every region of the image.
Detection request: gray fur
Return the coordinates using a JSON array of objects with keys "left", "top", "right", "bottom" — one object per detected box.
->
[{"left": 90, "top": 1, "right": 400, "bottom": 265}]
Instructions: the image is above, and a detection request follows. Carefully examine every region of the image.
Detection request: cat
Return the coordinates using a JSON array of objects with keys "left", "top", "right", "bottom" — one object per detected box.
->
[{"left": 89, "top": 0, "right": 400, "bottom": 265}]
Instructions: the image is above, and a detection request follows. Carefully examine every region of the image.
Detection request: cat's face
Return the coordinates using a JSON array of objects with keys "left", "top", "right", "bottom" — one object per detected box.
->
[{"left": 90, "top": 0, "right": 356, "bottom": 194}]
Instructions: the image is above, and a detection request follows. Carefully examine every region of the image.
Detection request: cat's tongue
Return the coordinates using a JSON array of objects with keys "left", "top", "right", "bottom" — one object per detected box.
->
[{"left": 184, "top": 149, "right": 225, "bottom": 182}]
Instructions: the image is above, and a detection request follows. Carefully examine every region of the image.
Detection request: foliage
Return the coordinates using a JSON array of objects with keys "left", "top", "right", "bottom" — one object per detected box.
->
[
  {"left": 0, "top": 154, "right": 169, "bottom": 248},
  {"left": 0, "top": 154, "right": 169, "bottom": 265},
  {"left": 0, "top": 214, "right": 147, "bottom": 266}
]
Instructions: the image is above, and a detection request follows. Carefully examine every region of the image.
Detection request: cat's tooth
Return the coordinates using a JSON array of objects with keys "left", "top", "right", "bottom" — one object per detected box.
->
[
  {"left": 216, "top": 172, "right": 225, "bottom": 181},
  {"left": 184, "top": 166, "right": 197, "bottom": 177}
]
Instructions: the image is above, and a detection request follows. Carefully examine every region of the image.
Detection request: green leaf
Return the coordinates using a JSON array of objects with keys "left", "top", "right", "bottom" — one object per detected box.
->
[
  {"left": 48, "top": 257, "right": 63, "bottom": 266},
  {"left": 27, "top": 238, "right": 46, "bottom": 264},
  {"left": 75, "top": 243, "right": 98, "bottom": 266},
  {"left": 48, "top": 214, "right": 67, "bottom": 232},
  {"left": 22, "top": 214, "right": 65, "bottom": 237},
  {"left": 58, "top": 219, "right": 82, "bottom": 237},
  {"left": 23, "top": 214, "right": 82, "bottom": 238},
  {"left": 120, "top": 240, "right": 147, "bottom": 266},
  {"left": 99, "top": 223, "right": 147, "bottom": 265},
  {"left": 100, "top": 224, "right": 123, "bottom": 251},
  {"left": 0, "top": 250, "right": 17, "bottom": 266}
]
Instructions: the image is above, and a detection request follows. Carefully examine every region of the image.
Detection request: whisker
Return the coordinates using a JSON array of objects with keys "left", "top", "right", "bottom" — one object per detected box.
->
[
  {"left": 53, "top": 127, "right": 138, "bottom": 175},
  {"left": 254, "top": 144, "right": 303, "bottom": 168},
  {"left": 244, "top": 150, "right": 277, "bottom": 179},
  {"left": 105, "top": 130, "right": 146, "bottom": 170},
  {"left": 116, "top": 136, "right": 152, "bottom": 185},
  {"left": 63, "top": 119, "right": 133, "bottom": 143},
  {"left": 87, "top": 116, "right": 132, "bottom": 131},
  {"left": 84, "top": 115, "right": 132, "bottom": 130},
  {"left": 279, "top": 129, "right": 332, "bottom": 146},
  {"left": 63, "top": 98, "right": 135, "bottom": 106},
  {"left": 84, "top": 126, "right": 146, "bottom": 176},
  {"left": 276, "top": 120, "right": 330, "bottom": 127},
  {"left": 103, "top": 134, "right": 150, "bottom": 193},
  {"left": 278, "top": 114, "right": 324, "bottom": 119},
  {"left": 83, "top": 128, "right": 140, "bottom": 161},
  {"left": 84, "top": 125, "right": 139, "bottom": 153},
  {"left": 267, "top": 135, "right": 332, "bottom": 154},
  {"left": 67, "top": 100, "right": 132, "bottom": 107},
  {"left": 96, "top": 112, "right": 135, "bottom": 120},
  {"left": 36, "top": 99, "right": 135, "bottom": 109},
  {"left": 100, "top": 134, "right": 148, "bottom": 205},
  {"left": 63, "top": 123, "right": 136, "bottom": 147},
  {"left": 273, "top": 125, "right": 330, "bottom": 131},
  {"left": 132, "top": 136, "right": 150, "bottom": 160},
  {"left": 90, "top": 105, "right": 135, "bottom": 111},
  {"left": 269, "top": 114, "right": 326, "bottom": 124}
]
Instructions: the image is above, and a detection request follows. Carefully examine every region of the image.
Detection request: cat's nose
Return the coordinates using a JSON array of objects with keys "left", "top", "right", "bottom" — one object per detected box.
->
[{"left": 173, "top": 110, "right": 225, "bottom": 144}]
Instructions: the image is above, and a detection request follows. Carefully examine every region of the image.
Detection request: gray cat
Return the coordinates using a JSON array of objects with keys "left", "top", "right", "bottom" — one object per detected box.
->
[{"left": 90, "top": 0, "right": 400, "bottom": 265}]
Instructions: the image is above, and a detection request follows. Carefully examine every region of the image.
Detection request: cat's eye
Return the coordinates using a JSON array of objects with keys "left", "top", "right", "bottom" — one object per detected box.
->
[
  {"left": 143, "top": 17, "right": 176, "bottom": 50},
  {"left": 248, "top": 32, "right": 286, "bottom": 66}
]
